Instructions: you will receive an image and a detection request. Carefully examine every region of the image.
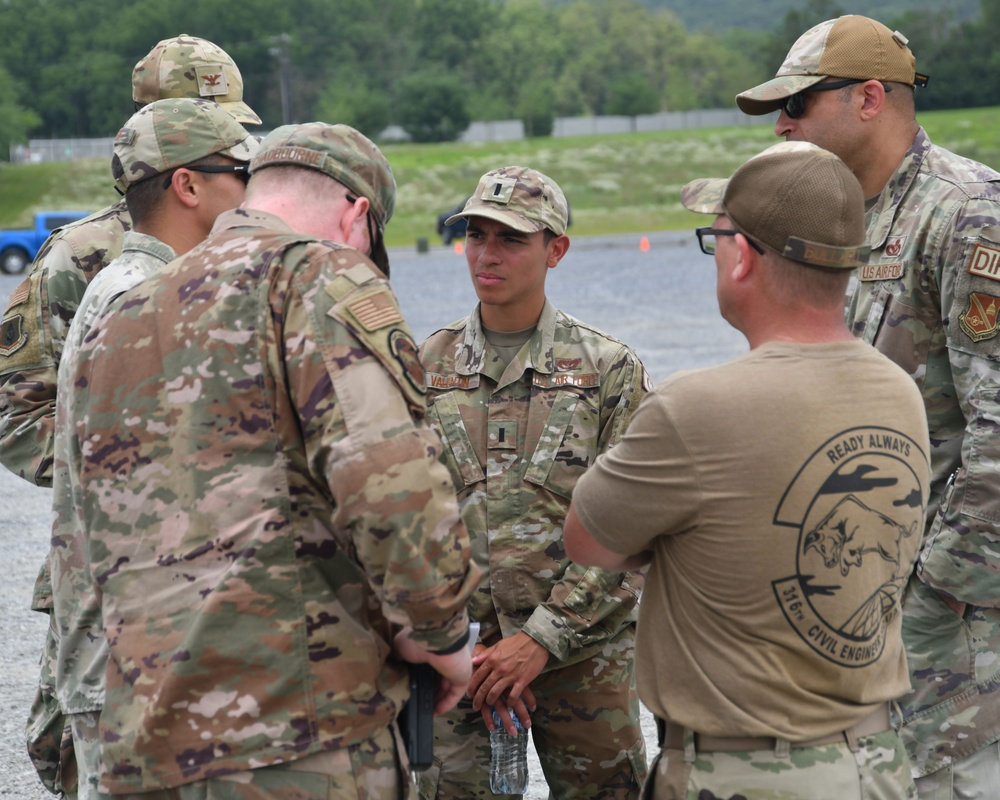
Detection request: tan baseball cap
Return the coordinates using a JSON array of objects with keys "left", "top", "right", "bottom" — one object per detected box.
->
[
  {"left": 251, "top": 122, "right": 396, "bottom": 274},
  {"left": 680, "top": 141, "right": 870, "bottom": 270},
  {"left": 112, "top": 98, "right": 258, "bottom": 194},
  {"left": 446, "top": 166, "right": 569, "bottom": 236},
  {"left": 132, "top": 34, "right": 262, "bottom": 125},
  {"left": 736, "top": 15, "right": 928, "bottom": 116}
]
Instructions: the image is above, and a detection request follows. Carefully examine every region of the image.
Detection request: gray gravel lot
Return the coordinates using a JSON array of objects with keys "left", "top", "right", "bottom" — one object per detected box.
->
[{"left": 0, "top": 232, "right": 742, "bottom": 797}]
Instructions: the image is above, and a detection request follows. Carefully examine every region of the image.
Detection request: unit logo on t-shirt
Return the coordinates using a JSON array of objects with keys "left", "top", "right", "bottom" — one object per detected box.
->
[{"left": 771, "top": 426, "right": 927, "bottom": 668}]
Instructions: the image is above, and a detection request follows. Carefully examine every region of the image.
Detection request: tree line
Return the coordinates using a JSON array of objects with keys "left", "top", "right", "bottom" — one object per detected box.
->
[{"left": 0, "top": 0, "right": 994, "bottom": 159}]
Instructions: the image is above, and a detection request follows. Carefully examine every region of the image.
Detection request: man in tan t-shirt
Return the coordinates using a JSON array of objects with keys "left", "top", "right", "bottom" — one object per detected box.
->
[{"left": 564, "top": 141, "right": 930, "bottom": 800}]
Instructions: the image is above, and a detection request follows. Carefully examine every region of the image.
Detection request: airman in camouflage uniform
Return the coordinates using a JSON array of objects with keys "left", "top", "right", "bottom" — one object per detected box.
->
[
  {"left": 418, "top": 167, "right": 649, "bottom": 799},
  {"left": 0, "top": 33, "right": 259, "bottom": 488},
  {"left": 738, "top": 16, "right": 1000, "bottom": 798},
  {"left": 3, "top": 38, "right": 261, "bottom": 797},
  {"left": 63, "top": 122, "right": 479, "bottom": 797},
  {"left": 48, "top": 97, "right": 257, "bottom": 800}
]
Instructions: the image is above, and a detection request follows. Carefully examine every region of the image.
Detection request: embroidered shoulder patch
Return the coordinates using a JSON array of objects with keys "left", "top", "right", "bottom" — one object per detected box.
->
[
  {"left": 388, "top": 328, "right": 426, "bottom": 396},
  {"left": 959, "top": 292, "right": 1000, "bottom": 342},
  {"left": 0, "top": 314, "right": 28, "bottom": 357},
  {"left": 967, "top": 243, "right": 1000, "bottom": 283}
]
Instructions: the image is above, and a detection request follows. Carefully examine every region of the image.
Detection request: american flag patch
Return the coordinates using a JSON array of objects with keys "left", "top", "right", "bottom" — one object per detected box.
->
[
  {"left": 8, "top": 279, "right": 30, "bottom": 308},
  {"left": 347, "top": 291, "right": 402, "bottom": 331}
]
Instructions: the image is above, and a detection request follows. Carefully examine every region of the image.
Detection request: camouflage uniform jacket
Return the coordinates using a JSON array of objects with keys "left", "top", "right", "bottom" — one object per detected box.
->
[
  {"left": 419, "top": 300, "right": 647, "bottom": 666},
  {"left": 845, "top": 127, "right": 1000, "bottom": 776},
  {"left": 49, "top": 230, "right": 177, "bottom": 717},
  {"left": 67, "top": 208, "right": 479, "bottom": 792},
  {"left": 0, "top": 198, "right": 130, "bottom": 490}
]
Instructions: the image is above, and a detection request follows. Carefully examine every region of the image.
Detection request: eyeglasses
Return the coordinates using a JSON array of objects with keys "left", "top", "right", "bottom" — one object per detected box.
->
[
  {"left": 161, "top": 163, "right": 250, "bottom": 189},
  {"left": 780, "top": 79, "right": 866, "bottom": 119},
  {"left": 695, "top": 227, "right": 765, "bottom": 256}
]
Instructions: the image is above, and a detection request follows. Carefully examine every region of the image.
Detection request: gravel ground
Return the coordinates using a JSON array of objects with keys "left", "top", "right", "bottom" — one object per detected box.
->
[{"left": 0, "top": 232, "right": 724, "bottom": 797}]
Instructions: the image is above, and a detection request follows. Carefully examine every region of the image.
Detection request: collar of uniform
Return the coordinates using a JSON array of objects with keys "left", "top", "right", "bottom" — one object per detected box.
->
[
  {"left": 458, "top": 298, "right": 559, "bottom": 378},
  {"left": 119, "top": 229, "right": 177, "bottom": 266},
  {"left": 866, "top": 127, "right": 931, "bottom": 251},
  {"left": 209, "top": 207, "right": 297, "bottom": 237}
]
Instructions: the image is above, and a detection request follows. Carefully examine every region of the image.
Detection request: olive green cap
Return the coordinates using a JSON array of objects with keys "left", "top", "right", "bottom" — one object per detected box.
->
[
  {"left": 680, "top": 141, "right": 871, "bottom": 269},
  {"left": 736, "top": 16, "right": 927, "bottom": 115}
]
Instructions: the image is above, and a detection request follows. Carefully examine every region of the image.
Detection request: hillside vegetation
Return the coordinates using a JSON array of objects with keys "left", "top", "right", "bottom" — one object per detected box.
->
[{"left": 3, "top": 106, "right": 999, "bottom": 247}]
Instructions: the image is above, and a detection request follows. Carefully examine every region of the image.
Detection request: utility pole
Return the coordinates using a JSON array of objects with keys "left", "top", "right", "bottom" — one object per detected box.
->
[{"left": 268, "top": 33, "right": 293, "bottom": 125}]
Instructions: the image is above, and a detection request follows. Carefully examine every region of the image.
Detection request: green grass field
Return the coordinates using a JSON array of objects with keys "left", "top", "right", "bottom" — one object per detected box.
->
[{"left": 3, "top": 106, "right": 1000, "bottom": 247}]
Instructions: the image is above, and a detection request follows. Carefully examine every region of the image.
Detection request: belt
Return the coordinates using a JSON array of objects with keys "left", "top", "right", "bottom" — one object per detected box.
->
[{"left": 658, "top": 704, "right": 891, "bottom": 752}]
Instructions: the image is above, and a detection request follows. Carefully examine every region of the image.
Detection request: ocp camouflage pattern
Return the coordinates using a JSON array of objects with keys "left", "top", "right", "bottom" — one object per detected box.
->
[
  {"left": 0, "top": 199, "right": 131, "bottom": 489},
  {"left": 845, "top": 127, "right": 1000, "bottom": 777},
  {"left": 65, "top": 207, "right": 479, "bottom": 792}
]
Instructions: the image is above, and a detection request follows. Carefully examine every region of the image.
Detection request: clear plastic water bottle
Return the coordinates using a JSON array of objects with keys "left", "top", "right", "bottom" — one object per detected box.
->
[{"left": 489, "top": 705, "right": 529, "bottom": 794}]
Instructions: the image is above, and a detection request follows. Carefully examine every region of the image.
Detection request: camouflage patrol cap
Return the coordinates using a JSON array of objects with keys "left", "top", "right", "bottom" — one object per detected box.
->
[
  {"left": 112, "top": 98, "right": 258, "bottom": 194},
  {"left": 736, "top": 16, "right": 927, "bottom": 116},
  {"left": 250, "top": 122, "right": 396, "bottom": 273},
  {"left": 446, "top": 166, "right": 569, "bottom": 236},
  {"left": 132, "top": 34, "right": 262, "bottom": 125},
  {"left": 681, "top": 141, "right": 870, "bottom": 270}
]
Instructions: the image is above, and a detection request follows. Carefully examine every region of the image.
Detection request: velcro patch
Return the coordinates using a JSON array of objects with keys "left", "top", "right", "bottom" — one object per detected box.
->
[
  {"left": 966, "top": 243, "right": 1000, "bottom": 283},
  {"left": 533, "top": 372, "right": 600, "bottom": 389},
  {"left": 859, "top": 262, "right": 904, "bottom": 282},
  {"left": 388, "top": 328, "right": 425, "bottom": 396},
  {"left": 482, "top": 177, "right": 516, "bottom": 205},
  {"left": 426, "top": 372, "right": 479, "bottom": 391},
  {"left": 884, "top": 236, "right": 907, "bottom": 257},
  {"left": 7, "top": 278, "right": 30, "bottom": 309},
  {"left": 959, "top": 292, "right": 1000, "bottom": 342},
  {"left": 345, "top": 289, "right": 403, "bottom": 331},
  {"left": 196, "top": 64, "right": 229, "bottom": 97},
  {"left": 0, "top": 314, "right": 28, "bottom": 357}
]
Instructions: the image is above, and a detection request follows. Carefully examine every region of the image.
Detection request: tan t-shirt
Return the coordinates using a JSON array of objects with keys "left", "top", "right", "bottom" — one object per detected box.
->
[{"left": 573, "top": 340, "right": 931, "bottom": 740}]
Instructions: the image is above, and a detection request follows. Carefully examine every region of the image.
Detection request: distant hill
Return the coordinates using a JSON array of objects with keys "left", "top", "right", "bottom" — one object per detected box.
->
[{"left": 639, "top": 0, "right": 979, "bottom": 32}]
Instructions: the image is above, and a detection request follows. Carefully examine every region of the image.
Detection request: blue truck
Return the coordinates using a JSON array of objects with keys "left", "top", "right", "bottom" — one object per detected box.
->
[{"left": 0, "top": 210, "right": 90, "bottom": 275}]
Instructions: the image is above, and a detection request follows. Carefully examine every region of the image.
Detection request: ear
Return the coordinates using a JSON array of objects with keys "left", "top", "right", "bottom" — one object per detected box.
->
[
  {"left": 731, "top": 234, "right": 758, "bottom": 282},
  {"left": 546, "top": 234, "right": 570, "bottom": 268},
  {"left": 342, "top": 194, "right": 371, "bottom": 252},
  {"left": 858, "top": 80, "right": 887, "bottom": 121},
  {"left": 167, "top": 169, "right": 200, "bottom": 209}
]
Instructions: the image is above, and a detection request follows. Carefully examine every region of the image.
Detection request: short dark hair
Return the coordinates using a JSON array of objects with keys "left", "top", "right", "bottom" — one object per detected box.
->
[{"left": 125, "top": 153, "right": 228, "bottom": 226}]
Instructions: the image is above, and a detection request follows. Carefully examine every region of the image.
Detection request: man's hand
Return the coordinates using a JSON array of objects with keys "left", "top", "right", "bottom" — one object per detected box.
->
[
  {"left": 393, "top": 628, "right": 473, "bottom": 715},
  {"left": 467, "top": 631, "right": 548, "bottom": 732}
]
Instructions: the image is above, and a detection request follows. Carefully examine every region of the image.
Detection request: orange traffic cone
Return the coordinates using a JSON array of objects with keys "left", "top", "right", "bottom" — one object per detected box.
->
[
  {"left": 639, "top": 236, "right": 650, "bottom": 252},
  {"left": 454, "top": 240, "right": 464, "bottom": 255}
]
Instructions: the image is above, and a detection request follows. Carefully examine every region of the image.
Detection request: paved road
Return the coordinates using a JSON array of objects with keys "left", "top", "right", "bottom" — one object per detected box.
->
[{"left": 0, "top": 231, "right": 746, "bottom": 797}]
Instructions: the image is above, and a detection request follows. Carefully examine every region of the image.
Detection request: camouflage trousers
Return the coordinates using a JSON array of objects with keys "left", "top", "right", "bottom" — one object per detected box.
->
[
  {"left": 913, "top": 739, "right": 1000, "bottom": 799},
  {"left": 25, "top": 611, "right": 77, "bottom": 795},
  {"left": 418, "top": 629, "right": 647, "bottom": 800},
  {"left": 97, "top": 725, "right": 415, "bottom": 800},
  {"left": 643, "top": 728, "right": 916, "bottom": 800},
  {"left": 69, "top": 711, "right": 103, "bottom": 800}
]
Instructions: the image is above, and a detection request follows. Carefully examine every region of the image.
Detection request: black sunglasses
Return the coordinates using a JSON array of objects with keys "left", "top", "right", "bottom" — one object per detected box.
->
[
  {"left": 695, "top": 227, "right": 765, "bottom": 256},
  {"left": 780, "top": 79, "right": 869, "bottom": 119},
  {"left": 161, "top": 163, "right": 250, "bottom": 189}
]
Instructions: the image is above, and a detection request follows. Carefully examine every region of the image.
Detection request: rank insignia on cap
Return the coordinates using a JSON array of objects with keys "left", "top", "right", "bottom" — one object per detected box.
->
[
  {"left": 481, "top": 177, "right": 516, "bottom": 205},
  {"left": 959, "top": 291, "right": 1000, "bottom": 342},
  {"left": 195, "top": 64, "right": 229, "bottom": 97},
  {"left": 114, "top": 128, "right": 137, "bottom": 146}
]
